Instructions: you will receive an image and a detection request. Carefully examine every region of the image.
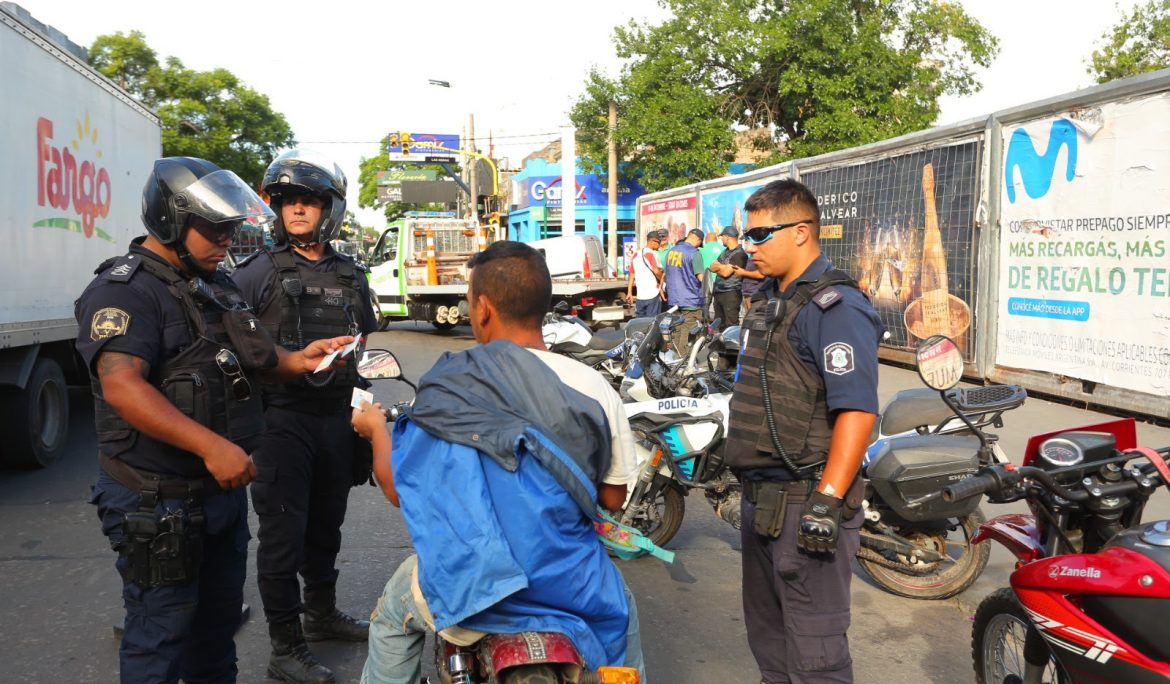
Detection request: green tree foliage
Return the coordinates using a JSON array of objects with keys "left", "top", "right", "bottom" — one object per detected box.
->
[
  {"left": 357, "top": 137, "right": 457, "bottom": 222},
  {"left": 88, "top": 32, "right": 294, "bottom": 184},
  {"left": 1089, "top": 0, "right": 1170, "bottom": 83},
  {"left": 571, "top": 0, "right": 998, "bottom": 192}
]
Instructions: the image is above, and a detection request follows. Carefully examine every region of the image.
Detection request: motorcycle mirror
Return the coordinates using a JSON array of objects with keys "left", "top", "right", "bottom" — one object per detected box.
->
[
  {"left": 357, "top": 349, "right": 404, "bottom": 380},
  {"left": 915, "top": 335, "right": 963, "bottom": 391}
]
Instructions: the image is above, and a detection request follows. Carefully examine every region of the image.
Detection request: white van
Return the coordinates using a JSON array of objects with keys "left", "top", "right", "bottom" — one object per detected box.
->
[{"left": 526, "top": 234, "right": 616, "bottom": 280}]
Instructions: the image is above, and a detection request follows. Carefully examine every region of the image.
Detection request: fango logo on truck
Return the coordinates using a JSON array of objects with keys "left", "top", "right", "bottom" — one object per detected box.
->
[{"left": 36, "top": 113, "right": 114, "bottom": 241}]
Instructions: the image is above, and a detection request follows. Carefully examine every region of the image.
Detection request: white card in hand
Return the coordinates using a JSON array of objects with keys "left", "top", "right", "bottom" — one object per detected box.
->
[
  {"left": 313, "top": 350, "right": 339, "bottom": 373},
  {"left": 342, "top": 337, "right": 361, "bottom": 357},
  {"left": 351, "top": 387, "right": 374, "bottom": 409}
]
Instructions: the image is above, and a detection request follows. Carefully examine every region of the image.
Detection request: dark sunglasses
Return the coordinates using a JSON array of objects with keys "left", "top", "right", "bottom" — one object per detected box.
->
[
  {"left": 190, "top": 219, "right": 241, "bottom": 244},
  {"left": 743, "top": 218, "right": 816, "bottom": 245},
  {"left": 215, "top": 348, "right": 252, "bottom": 402}
]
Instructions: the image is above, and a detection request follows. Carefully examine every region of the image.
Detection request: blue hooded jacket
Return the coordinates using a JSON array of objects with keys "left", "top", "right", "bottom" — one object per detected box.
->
[{"left": 394, "top": 341, "right": 629, "bottom": 668}]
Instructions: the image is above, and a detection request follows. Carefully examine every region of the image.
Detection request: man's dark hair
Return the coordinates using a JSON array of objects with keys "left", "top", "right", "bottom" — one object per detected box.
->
[
  {"left": 467, "top": 240, "right": 552, "bottom": 327},
  {"left": 744, "top": 179, "right": 821, "bottom": 233}
]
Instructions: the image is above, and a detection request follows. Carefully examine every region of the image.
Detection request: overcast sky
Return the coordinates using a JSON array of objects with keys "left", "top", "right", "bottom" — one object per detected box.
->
[{"left": 19, "top": 0, "right": 1142, "bottom": 227}]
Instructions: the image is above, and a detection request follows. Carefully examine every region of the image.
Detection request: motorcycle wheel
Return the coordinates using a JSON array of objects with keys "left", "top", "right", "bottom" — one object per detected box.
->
[
  {"left": 623, "top": 484, "right": 685, "bottom": 548},
  {"left": 972, "top": 587, "right": 1068, "bottom": 684},
  {"left": 856, "top": 507, "right": 990, "bottom": 600},
  {"left": 500, "top": 664, "right": 559, "bottom": 684}
]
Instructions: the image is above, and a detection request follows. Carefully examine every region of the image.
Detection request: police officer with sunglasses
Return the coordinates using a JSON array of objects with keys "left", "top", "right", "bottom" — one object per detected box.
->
[
  {"left": 76, "top": 157, "right": 353, "bottom": 684},
  {"left": 724, "top": 179, "right": 883, "bottom": 684}
]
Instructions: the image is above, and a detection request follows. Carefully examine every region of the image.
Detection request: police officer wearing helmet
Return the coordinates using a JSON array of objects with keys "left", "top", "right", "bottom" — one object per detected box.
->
[
  {"left": 76, "top": 157, "right": 354, "bottom": 684},
  {"left": 232, "top": 149, "right": 377, "bottom": 684},
  {"left": 724, "top": 179, "right": 883, "bottom": 684}
]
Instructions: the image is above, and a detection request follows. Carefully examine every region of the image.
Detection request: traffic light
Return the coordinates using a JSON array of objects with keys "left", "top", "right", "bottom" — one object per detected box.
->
[
  {"left": 388, "top": 132, "right": 399, "bottom": 147},
  {"left": 475, "top": 194, "right": 487, "bottom": 215},
  {"left": 401, "top": 132, "right": 412, "bottom": 155}
]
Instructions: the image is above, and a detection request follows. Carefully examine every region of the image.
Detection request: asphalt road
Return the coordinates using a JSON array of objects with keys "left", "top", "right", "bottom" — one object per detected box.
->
[{"left": 1, "top": 321, "right": 1167, "bottom": 683}]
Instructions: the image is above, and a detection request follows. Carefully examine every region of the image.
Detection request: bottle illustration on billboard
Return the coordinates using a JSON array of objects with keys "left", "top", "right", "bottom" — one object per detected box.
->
[{"left": 905, "top": 163, "right": 971, "bottom": 350}]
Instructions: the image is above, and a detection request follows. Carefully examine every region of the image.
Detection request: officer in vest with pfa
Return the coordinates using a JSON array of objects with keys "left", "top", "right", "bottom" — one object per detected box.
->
[
  {"left": 77, "top": 157, "right": 355, "bottom": 684},
  {"left": 233, "top": 150, "right": 378, "bottom": 684},
  {"left": 724, "top": 179, "right": 883, "bottom": 684}
]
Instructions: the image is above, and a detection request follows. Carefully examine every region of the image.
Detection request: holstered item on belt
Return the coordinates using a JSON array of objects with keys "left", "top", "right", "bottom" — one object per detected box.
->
[
  {"left": 101, "top": 455, "right": 210, "bottom": 587},
  {"left": 744, "top": 479, "right": 814, "bottom": 539}
]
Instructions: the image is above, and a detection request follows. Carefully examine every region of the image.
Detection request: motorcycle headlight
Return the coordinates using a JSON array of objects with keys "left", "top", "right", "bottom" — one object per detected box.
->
[{"left": 1038, "top": 437, "right": 1084, "bottom": 468}]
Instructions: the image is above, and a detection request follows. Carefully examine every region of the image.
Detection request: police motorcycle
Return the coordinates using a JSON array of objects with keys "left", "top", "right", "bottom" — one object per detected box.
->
[
  {"left": 356, "top": 351, "right": 641, "bottom": 684},
  {"left": 617, "top": 332, "right": 1028, "bottom": 602},
  {"left": 618, "top": 309, "right": 735, "bottom": 403},
  {"left": 542, "top": 302, "right": 653, "bottom": 391},
  {"left": 938, "top": 408, "right": 1170, "bottom": 682}
]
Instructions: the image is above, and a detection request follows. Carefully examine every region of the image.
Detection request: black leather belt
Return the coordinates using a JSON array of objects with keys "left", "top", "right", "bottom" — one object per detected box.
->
[{"left": 100, "top": 453, "right": 222, "bottom": 500}]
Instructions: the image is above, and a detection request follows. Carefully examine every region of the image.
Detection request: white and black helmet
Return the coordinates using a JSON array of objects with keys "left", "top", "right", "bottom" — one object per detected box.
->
[{"left": 262, "top": 149, "right": 347, "bottom": 246}]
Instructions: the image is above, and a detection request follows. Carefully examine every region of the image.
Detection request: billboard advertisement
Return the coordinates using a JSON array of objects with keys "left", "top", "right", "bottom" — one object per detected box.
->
[
  {"left": 995, "top": 95, "right": 1170, "bottom": 395},
  {"left": 386, "top": 132, "right": 460, "bottom": 162},
  {"left": 520, "top": 174, "right": 643, "bottom": 209},
  {"left": 640, "top": 195, "right": 698, "bottom": 245},
  {"left": 699, "top": 179, "right": 768, "bottom": 239},
  {"left": 801, "top": 142, "right": 982, "bottom": 355}
]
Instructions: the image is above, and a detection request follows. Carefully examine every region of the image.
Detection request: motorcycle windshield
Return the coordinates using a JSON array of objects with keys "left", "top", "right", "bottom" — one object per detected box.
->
[{"left": 180, "top": 170, "right": 276, "bottom": 224}]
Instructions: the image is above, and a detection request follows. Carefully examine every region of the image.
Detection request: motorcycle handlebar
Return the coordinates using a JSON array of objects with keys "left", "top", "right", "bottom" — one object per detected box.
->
[
  {"left": 942, "top": 470, "right": 1007, "bottom": 502},
  {"left": 943, "top": 450, "right": 1170, "bottom": 504}
]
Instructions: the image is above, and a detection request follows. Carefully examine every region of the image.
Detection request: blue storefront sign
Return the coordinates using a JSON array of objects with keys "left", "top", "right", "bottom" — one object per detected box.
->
[{"left": 520, "top": 174, "right": 643, "bottom": 209}]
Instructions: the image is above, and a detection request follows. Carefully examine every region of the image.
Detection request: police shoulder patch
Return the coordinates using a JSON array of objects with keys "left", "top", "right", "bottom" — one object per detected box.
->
[
  {"left": 105, "top": 255, "right": 143, "bottom": 282},
  {"left": 813, "top": 286, "right": 844, "bottom": 310},
  {"left": 824, "top": 341, "right": 855, "bottom": 376},
  {"left": 91, "top": 307, "right": 131, "bottom": 341}
]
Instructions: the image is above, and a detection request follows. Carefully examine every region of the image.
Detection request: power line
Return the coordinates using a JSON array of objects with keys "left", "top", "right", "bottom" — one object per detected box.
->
[{"left": 297, "top": 130, "right": 562, "bottom": 145}]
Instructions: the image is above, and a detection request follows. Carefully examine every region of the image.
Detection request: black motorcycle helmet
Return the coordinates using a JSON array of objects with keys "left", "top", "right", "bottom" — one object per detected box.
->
[
  {"left": 141, "top": 156, "right": 274, "bottom": 273},
  {"left": 262, "top": 149, "right": 347, "bottom": 247}
]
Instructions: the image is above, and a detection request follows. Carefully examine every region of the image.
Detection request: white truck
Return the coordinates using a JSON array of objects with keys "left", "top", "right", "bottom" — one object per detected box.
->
[
  {"left": 0, "top": 3, "right": 162, "bottom": 467},
  {"left": 367, "top": 213, "right": 629, "bottom": 330}
]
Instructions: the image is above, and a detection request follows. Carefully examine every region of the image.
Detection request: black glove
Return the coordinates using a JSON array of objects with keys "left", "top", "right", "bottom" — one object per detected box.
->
[{"left": 797, "top": 491, "right": 843, "bottom": 554}]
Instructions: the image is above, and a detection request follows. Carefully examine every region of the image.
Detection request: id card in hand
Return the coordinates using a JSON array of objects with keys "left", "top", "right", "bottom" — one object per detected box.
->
[{"left": 350, "top": 387, "right": 374, "bottom": 410}]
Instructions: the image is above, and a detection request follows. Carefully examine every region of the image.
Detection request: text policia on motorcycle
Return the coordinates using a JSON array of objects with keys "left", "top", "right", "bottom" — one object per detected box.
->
[
  {"left": 352, "top": 241, "right": 645, "bottom": 683},
  {"left": 723, "top": 179, "right": 884, "bottom": 683}
]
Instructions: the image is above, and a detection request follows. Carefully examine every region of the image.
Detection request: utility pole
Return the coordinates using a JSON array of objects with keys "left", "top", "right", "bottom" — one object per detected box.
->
[
  {"left": 607, "top": 101, "right": 618, "bottom": 272},
  {"left": 562, "top": 125, "right": 576, "bottom": 234},
  {"left": 468, "top": 113, "right": 478, "bottom": 225}
]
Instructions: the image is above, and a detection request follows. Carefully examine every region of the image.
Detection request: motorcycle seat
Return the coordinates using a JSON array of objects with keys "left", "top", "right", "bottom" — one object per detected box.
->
[
  {"left": 874, "top": 387, "right": 954, "bottom": 441},
  {"left": 586, "top": 328, "right": 626, "bottom": 350}
]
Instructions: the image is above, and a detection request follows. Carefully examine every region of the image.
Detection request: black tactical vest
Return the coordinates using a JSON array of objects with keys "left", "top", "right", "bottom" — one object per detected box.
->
[
  {"left": 92, "top": 254, "right": 266, "bottom": 477},
  {"left": 724, "top": 269, "right": 859, "bottom": 474},
  {"left": 256, "top": 246, "right": 362, "bottom": 406}
]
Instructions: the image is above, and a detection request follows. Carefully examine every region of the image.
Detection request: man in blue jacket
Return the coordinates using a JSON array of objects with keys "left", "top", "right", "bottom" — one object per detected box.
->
[
  {"left": 664, "top": 228, "right": 706, "bottom": 355},
  {"left": 351, "top": 241, "right": 644, "bottom": 684}
]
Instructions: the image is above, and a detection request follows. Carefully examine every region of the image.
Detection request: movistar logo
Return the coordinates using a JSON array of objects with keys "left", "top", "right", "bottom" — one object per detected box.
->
[{"left": 1004, "top": 118, "right": 1078, "bottom": 204}]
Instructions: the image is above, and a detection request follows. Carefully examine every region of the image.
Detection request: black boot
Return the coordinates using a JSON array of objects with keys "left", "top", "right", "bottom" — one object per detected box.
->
[
  {"left": 303, "top": 589, "right": 370, "bottom": 642},
  {"left": 267, "top": 620, "right": 335, "bottom": 684}
]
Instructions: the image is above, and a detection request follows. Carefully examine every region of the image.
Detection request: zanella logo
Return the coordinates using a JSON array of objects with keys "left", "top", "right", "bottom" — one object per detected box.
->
[
  {"left": 36, "top": 114, "right": 114, "bottom": 241},
  {"left": 1047, "top": 564, "right": 1102, "bottom": 580}
]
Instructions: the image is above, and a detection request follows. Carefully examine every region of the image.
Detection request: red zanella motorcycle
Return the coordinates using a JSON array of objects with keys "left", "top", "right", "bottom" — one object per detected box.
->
[{"left": 943, "top": 412, "right": 1170, "bottom": 684}]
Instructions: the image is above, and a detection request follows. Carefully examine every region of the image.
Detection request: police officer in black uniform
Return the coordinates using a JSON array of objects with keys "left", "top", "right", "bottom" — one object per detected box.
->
[
  {"left": 724, "top": 179, "right": 883, "bottom": 684},
  {"left": 232, "top": 150, "right": 377, "bottom": 684},
  {"left": 77, "top": 157, "right": 354, "bottom": 684}
]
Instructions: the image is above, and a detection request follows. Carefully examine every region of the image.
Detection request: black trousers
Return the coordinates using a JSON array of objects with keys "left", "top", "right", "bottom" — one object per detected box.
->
[
  {"left": 712, "top": 290, "right": 742, "bottom": 331},
  {"left": 250, "top": 405, "right": 355, "bottom": 624},
  {"left": 741, "top": 495, "right": 862, "bottom": 683}
]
